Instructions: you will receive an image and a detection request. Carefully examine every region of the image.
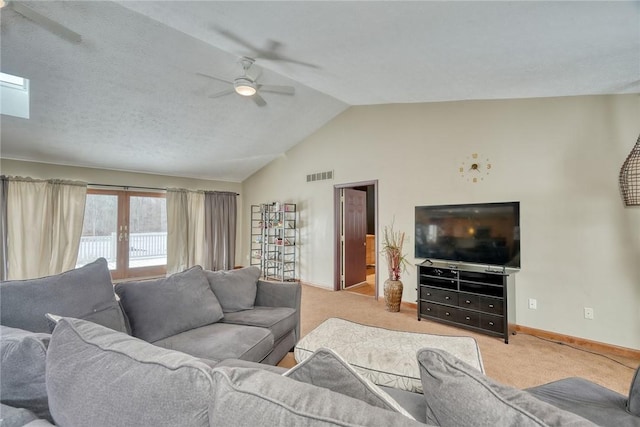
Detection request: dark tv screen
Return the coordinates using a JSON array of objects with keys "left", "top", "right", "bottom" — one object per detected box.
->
[{"left": 415, "top": 202, "right": 520, "bottom": 268}]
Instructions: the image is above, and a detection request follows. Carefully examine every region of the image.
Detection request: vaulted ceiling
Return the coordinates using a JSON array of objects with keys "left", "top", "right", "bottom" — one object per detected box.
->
[{"left": 1, "top": 1, "right": 638, "bottom": 182}]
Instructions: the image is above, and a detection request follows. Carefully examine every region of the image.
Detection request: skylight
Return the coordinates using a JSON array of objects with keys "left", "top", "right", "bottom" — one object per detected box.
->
[
  {"left": 0, "top": 72, "right": 26, "bottom": 88},
  {"left": 0, "top": 71, "right": 30, "bottom": 119}
]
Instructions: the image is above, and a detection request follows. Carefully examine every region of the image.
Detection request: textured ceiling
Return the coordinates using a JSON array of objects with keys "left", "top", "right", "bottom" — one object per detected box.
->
[{"left": 1, "top": 1, "right": 639, "bottom": 182}]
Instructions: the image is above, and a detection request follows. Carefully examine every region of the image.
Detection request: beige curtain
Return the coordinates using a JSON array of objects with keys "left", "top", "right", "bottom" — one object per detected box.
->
[
  {"left": 166, "top": 188, "right": 205, "bottom": 274},
  {"left": 204, "top": 191, "right": 237, "bottom": 271},
  {"left": 6, "top": 177, "right": 87, "bottom": 280},
  {"left": 0, "top": 176, "right": 8, "bottom": 280}
]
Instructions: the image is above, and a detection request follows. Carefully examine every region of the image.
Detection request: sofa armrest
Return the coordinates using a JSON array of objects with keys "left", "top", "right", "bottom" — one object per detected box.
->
[
  {"left": 255, "top": 280, "right": 301, "bottom": 342},
  {"left": 0, "top": 404, "right": 55, "bottom": 427},
  {"left": 629, "top": 365, "right": 640, "bottom": 416}
]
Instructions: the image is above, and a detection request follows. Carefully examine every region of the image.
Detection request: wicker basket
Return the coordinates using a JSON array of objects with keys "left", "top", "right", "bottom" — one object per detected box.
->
[
  {"left": 620, "top": 134, "right": 640, "bottom": 206},
  {"left": 384, "top": 279, "right": 403, "bottom": 312}
]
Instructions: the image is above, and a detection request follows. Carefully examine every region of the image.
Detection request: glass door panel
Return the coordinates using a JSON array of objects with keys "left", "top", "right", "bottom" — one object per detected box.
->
[
  {"left": 78, "top": 193, "right": 119, "bottom": 270},
  {"left": 128, "top": 195, "right": 167, "bottom": 269}
]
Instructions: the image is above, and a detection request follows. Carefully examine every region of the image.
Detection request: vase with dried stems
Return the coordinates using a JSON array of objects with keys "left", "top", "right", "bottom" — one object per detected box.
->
[{"left": 381, "top": 222, "right": 408, "bottom": 312}]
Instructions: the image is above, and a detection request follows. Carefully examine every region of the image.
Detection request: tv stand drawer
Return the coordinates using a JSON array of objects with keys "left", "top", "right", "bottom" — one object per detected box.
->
[
  {"left": 420, "top": 286, "right": 458, "bottom": 305},
  {"left": 479, "top": 296, "right": 503, "bottom": 315},
  {"left": 458, "top": 293, "right": 480, "bottom": 310},
  {"left": 419, "top": 302, "right": 457, "bottom": 321},
  {"left": 481, "top": 313, "right": 504, "bottom": 334}
]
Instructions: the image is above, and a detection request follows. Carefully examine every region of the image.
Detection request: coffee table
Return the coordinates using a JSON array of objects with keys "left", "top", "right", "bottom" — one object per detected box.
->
[{"left": 294, "top": 317, "right": 484, "bottom": 393}]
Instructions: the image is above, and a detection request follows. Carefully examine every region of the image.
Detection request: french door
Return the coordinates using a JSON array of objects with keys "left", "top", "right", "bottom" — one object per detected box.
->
[{"left": 79, "top": 189, "right": 167, "bottom": 279}]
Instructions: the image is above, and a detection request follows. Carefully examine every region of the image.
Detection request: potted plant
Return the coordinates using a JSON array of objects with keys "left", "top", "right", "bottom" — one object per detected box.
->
[{"left": 381, "top": 222, "right": 408, "bottom": 312}]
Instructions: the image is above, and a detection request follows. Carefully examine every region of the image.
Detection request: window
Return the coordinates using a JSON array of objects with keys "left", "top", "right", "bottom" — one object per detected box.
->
[
  {"left": 0, "top": 71, "right": 30, "bottom": 119},
  {"left": 77, "top": 189, "right": 167, "bottom": 279}
]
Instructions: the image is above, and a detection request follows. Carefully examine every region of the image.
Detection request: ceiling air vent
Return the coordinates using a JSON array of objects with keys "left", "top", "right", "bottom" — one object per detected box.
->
[{"left": 306, "top": 170, "right": 334, "bottom": 182}]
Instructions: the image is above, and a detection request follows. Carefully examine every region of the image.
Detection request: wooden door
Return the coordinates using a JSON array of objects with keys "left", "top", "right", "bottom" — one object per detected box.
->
[{"left": 343, "top": 188, "right": 367, "bottom": 288}]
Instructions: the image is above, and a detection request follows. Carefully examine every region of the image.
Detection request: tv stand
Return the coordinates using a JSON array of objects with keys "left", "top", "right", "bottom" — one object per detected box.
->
[{"left": 417, "top": 263, "right": 514, "bottom": 343}]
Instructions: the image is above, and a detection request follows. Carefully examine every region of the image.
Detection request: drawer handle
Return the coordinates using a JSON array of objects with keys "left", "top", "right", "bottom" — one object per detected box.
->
[
  {"left": 465, "top": 316, "right": 471, "bottom": 321},
  {"left": 488, "top": 304, "right": 494, "bottom": 308},
  {"left": 465, "top": 300, "right": 471, "bottom": 304},
  {"left": 488, "top": 321, "right": 494, "bottom": 326},
  {"left": 445, "top": 312, "right": 451, "bottom": 316},
  {"left": 426, "top": 293, "right": 431, "bottom": 296},
  {"left": 426, "top": 308, "right": 431, "bottom": 312},
  {"left": 445, "top": 296, "right": 450, "bottom": 300}
]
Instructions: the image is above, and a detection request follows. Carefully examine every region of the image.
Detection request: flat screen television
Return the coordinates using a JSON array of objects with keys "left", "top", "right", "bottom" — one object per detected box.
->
[{"left": 415, "top": 201, "right": 520, "bottom": 269}]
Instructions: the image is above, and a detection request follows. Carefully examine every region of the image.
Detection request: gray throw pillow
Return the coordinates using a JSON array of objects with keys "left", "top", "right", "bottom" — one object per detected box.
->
[
  {"left": 46, "top": 317, "right": 217, "bottom": 427},
  {"left": 0, "top": 258, "right": 127, "bottom": 333},
  {"left": 115, "top": 265, "right": 224, "bottom": 343},
  {"left": 284, "top": 347, "right": 415, "bottom": 419},
  {"left": 205, "top": 266, "right": 260, "bottom": 313},
  {"left": 417, "top": 348, "right": 595, "bottom": 427},
  {"left": 0, "top": 326, "right": 51, "bottom": 421},
  {"left": 209, "top": 366, "right": 425, "bottom": 426}
]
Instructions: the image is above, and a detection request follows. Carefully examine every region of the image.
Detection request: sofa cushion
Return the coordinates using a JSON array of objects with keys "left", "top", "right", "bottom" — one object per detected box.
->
[
  {"left": 0, "top": 326, "right": 51, "bottom": 421},
  {"left": 115, "top": 265, "right": 224, "bottom": 343},
  {"left": 417, "top": 348, "right": 595, "bottom": 426},
  {"left": 208, "top": 366, "right": 426, "bottom": 426},
  {"left": 527, "top": 377, "right": 640, "bottom": 427},
  {"left": 0, "top": 258, "right": 127, "bottom": 333},
  {"left": 220, "top": 306, "right": 296, "bottom": 341},
  {"left": 153, "top": 322, "right": 274, "bottom": 363},
  {"left": 284, "top": 347, "right": 415, "bottom": 419},
  {"left": 205, "top": 266, "right": 260, "bottom": 312},
  {"left": 46, "top": 317, "right": 217, "bottom": 427}
]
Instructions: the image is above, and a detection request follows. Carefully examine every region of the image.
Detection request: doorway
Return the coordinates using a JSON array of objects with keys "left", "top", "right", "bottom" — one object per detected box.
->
[{"left": 334, "top": 180, "right": 378, "bottom": 299}]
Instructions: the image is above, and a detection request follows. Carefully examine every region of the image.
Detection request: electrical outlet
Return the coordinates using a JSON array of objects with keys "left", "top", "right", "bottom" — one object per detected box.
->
[
  {"left": 584, "top": 307, "right": 594, "bottom": 320},
  {"left": 528, "top": 298, "right": 537, "bottom": 310}
]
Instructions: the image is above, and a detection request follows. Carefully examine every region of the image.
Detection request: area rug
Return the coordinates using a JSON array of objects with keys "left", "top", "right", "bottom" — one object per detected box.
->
[{"left": 294, "top": 317, "right": 484, "bottom": 393}]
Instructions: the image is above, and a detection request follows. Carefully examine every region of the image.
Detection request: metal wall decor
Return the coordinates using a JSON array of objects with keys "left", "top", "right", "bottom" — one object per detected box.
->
[
  {"left": 460, "top": 153, "right": 492, "bottom": 183},
  {"left": 619, "top": 133, "right": 640, "bottom": 206}
]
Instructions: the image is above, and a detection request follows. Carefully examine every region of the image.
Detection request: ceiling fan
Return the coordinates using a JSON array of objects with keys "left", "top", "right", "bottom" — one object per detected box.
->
[
  {"left": 197, "top": 57, "right": 295, "bottom": 107},
  {"left": 1, "top": 1, "right": 82, "bottom": 43}
]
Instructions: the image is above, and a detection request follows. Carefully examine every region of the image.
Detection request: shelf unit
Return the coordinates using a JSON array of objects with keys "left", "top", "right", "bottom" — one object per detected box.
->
[
  {"left": 250, "top": 203, "right": 297, "bottom": 282},
  {"left": 417, "top": 263, "right": 514, "bottom": 343}
]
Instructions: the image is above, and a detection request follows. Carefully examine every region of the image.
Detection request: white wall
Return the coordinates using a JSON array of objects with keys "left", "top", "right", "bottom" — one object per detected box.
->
[
  {"left": 242, "top": 94, "right": 640, "bottom": 349},
  {"left": 0, "top": 159, "right": 244, "bottom": 261}
]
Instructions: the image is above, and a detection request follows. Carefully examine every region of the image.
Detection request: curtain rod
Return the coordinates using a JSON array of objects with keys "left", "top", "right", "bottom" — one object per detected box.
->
[{"left": 88, "top": 183, "right": 239, "bottom": 195}]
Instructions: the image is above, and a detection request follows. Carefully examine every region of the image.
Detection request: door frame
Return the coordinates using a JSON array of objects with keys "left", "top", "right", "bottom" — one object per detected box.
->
[{"left": 333, "top": 180, "right": 378, "bottom": 299}]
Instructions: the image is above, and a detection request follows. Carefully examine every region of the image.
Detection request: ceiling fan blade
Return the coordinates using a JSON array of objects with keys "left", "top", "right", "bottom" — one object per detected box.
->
[
  {"left": 11, "top": 2, "right": 82, "bottom": 43},
  {"left": 252, "top": 94, "right": 267, "bottom": 107},
  {"left": 215, "top": 27, "right": 320, "bottom": 69},
  {"left": 216, "top": 28, "right": 261, "bottom": 54},
  {"left": 259, "top": 85, "right": 295, "bottom": 96},
  {"left": 208, "top": 88, "right": 235, "bottom": 99},
  {"left": 196, "top": 72, "right": 233, "bottom": 85},
  {"left": 258, "top": 42, "right": 320, "bottom": 69}
]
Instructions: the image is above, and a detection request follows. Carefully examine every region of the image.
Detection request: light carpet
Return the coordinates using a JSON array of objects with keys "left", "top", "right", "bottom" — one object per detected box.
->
[{"left": 278, "top": 284, "right": 640, "bottom": 396}]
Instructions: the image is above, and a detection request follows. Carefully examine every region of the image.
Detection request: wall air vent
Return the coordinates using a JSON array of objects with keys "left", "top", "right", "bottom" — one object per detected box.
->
[{"left": 306, "top": 170, "right": 334, "bottom": 182}]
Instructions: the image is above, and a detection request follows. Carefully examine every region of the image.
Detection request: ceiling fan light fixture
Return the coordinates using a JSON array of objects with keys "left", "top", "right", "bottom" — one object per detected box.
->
[{"left": 234, "top": 78, "right": 257, "bottom": 96}]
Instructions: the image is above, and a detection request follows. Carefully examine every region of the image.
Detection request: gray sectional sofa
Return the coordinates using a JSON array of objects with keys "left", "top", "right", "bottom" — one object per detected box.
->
[
  {"left": 2, "top": 258, "right": 639, "bottom": 426},
  {"left": 0, "top": 258, "right": 300, "bottom": 424},
  {"left": 4, "top": 315, "right": 640, "bottom": 427}
]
